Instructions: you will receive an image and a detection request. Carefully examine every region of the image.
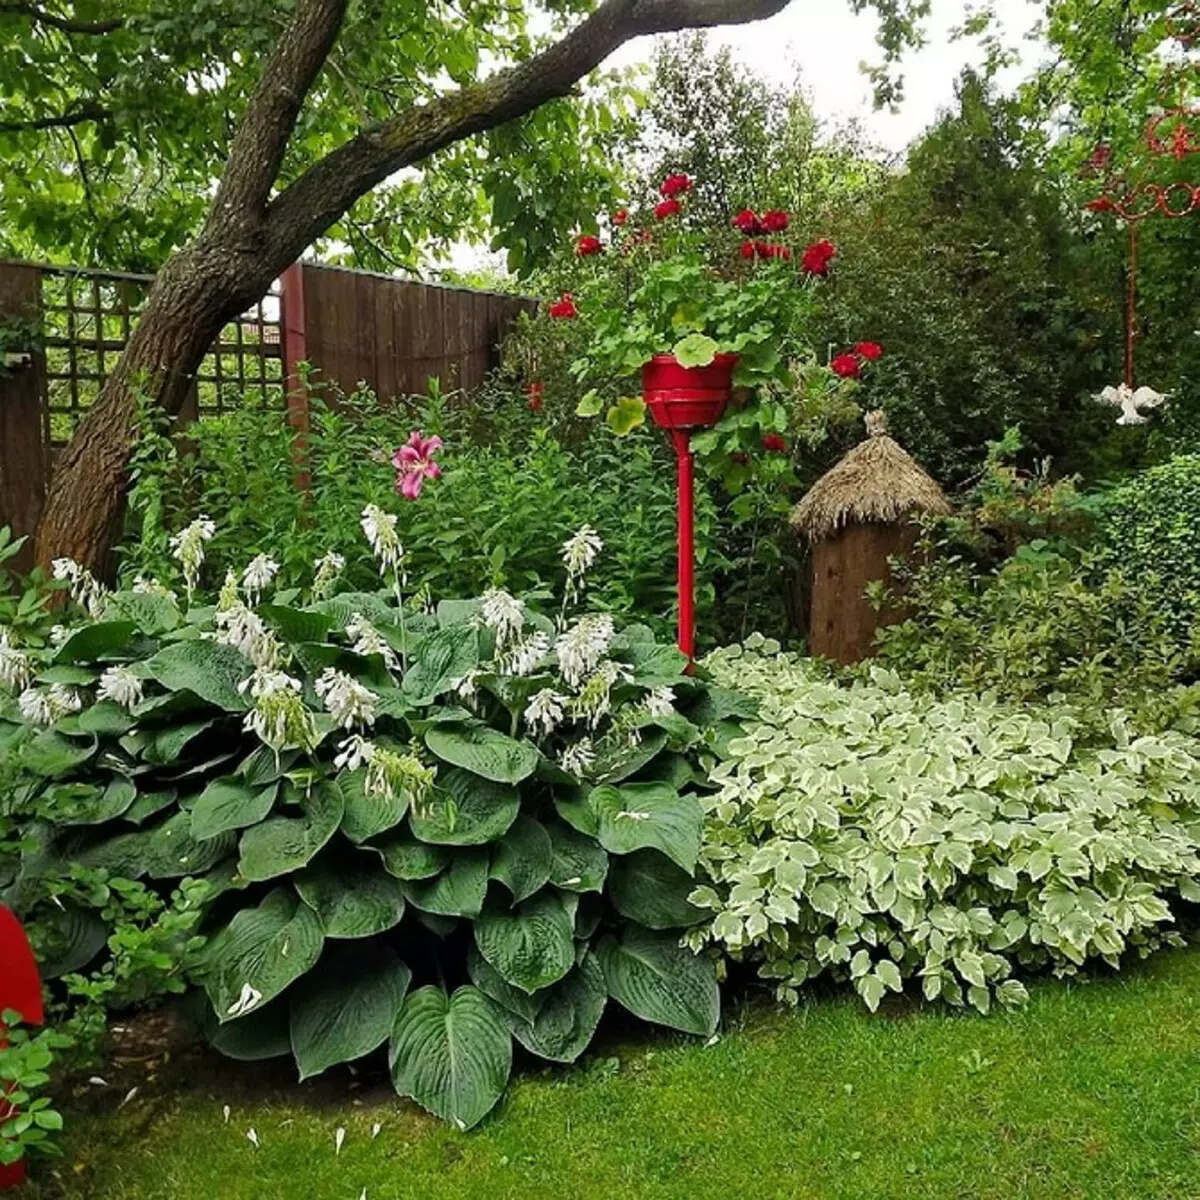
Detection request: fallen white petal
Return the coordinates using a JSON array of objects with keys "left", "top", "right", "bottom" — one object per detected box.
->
[
  {"left": 118, "top": 1086, "right": 138, "bottom": 1109},
  {"left": 371, "top": 1123, "right": 382, "bottom": 1139},
  {"left": 335, "top": 1127, "right": 346, "bottom": 1156},
  {"left": 223, "top": 1105, "right": 231, "bottom": 1124},
  {"left": 88, "top": 1076, "right": 108, "bottom": 1087},
  {"left": 247, "top": 1128, "right": 260, "bottom": 1149}
]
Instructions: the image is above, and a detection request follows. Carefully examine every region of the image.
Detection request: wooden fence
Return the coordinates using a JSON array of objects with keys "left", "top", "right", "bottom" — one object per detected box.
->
[{"left": 0, "top": 259, "right": 535, "bottom": 568}]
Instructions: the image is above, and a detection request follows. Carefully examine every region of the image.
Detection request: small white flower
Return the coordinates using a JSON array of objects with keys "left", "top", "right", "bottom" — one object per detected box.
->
[
  {"left": 18, "top": 687, "right": 54, "bottom": 727},
  {"left": 52, "top": 557, "right": 108, "bottom": 618},
  {"left": 501, "top": 630, "right": 551, "bottom": 678},
  {"left": 118, "top": 1086, "right": 139, "bottom": 1110},
  {"left": 454, "top": 668, "right": 481, "bottom": 701},
  {"left": 559, "top": 737, "right": 596, "bottom": 778},
  {"left": 346, "top": 613, "right": 399, "bottom": 671},
  {"left": 132, "top": 575, "right": 177, "bottom": 601},
  {"left": 0, "top": 629, "right": 32, "bottom": 694},
  {"left": 480, "top": 588, "right": 525, "bottom": 651},
  {"left": 169, "top": 516, "right": 215, "bottom": 597},
  {"left": 334, "top": 733, "right": 374, "bottom": 773},
  {"left": 524, "top": 688, "right": 567, "bottom": 738},
  {"left": 223, "top": 1105, "right": 231, "bottom": 1124},
  {"left": 561, "top": 525, "right": 603, "bottom": 581},
  {"left": 48, "top": 625, "right": 71, "bottom": 648},
  {"left": 570, "top": 660, "right": 631, "bottom": 729},
  {"left": 240, "top": 669, "right": 315, "bottom": 752},
  {"left": 645, "top": 686, "right": 676, "bottom": 718},
  {"left": 97, "top": 665, "right": 144, "bottom": 710},
  {"left": 555, "top": 613, "right": 615, "bottom": 690},
  {"left": 242, "top": 554, "right": 280, "bottom": 604},
  {"left": 361, "top": 505, "right": 403, "bottom": 573},
  {"left": 315, "top": 668, "right": 378, "bottom": 730},
  {"left": 371, "top": 1123, "right": 382, "bottom": 1139},
  {"left": 226, "top": 982, "right": 264, "bottom": 1018},
  {"left": 215, "top": 603, "right": 280, "bottom": 669},
  {"left": 312, "top": 552, "right": 345, "bottom": 600}
]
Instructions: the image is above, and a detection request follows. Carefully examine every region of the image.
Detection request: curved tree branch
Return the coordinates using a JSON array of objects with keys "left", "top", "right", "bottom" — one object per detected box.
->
[
  {"left": 0, "top": 100, "right": 109, "bottom": 132},
  {"left": 264, "top": 0, "right": 793, "bottom": 261},
  {"left": 0, "top": 2, "right": 122, "bottom": 34}
]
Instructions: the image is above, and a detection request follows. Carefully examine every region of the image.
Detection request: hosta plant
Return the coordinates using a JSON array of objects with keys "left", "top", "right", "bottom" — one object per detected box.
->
[
  {"left": 0, "top": 521, "right": 742, "bottom": 1129},
  {"left": 691, "top": 637, "right": 1200, "bottom": 1013}
]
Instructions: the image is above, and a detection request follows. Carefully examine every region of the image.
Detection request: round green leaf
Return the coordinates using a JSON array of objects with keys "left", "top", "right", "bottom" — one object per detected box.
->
[
  {"left": 547, "top": 820, "right": 608, "bottom": 893},
  {"left": 238, "top": 780, "right": 344, "bottom": 883},
  {"left": 190, "top": 779, "right": 277, "bottom": 841},
  {"left": 466, "top": 945, "right": 543, "bottom": 1025},
  {"left": 596, "top": 925, "right": 719, "bottom": 1036},
  {"left": 76, "top": 701, "right": 136, "bottom": 736},
  {"left": 389, "top": 985, "right": 512, "bottom": 1130},
  {"left": 54, "top": 620, "right": 138, "bottom": 664},
  {"left": 144, "top": 810, "right": 236, "bottom": 878},
  {"left": 35, "top": 904, "right": 108, "bottom": 978},
  {"left": 144, "top": 640, "right": 252, "bottom": 711},
  {"left": 22, "top": 731, "right": 97, "bottom": 777},
  {"left": 607, "top": 848, "right": 706, "bottom": 929},
  {"left": 372, "top": 831, "right": 449, "bottom": 881},
  {"left": 474, "top": 890, "right": 575, "bottom": 994},
  {"left": 401, "top": 848, "right": 488, "bottom": 917},
  {"left": 489, "top": 815, "right": 553, "bottom": 902},
  {"left": 424, "top": 722, "right": 539, "bottom": 784},
  {"left": 290, "top": 943, "right": 411, "bottom": 1081},
  {"left": 51, "top": 778, "right": 136, "bottom": 825},
  {"left": 201, "top": 889, "right": 325, "bottom": 1021},
  {"left": 590, "top": 782, "right": 703, "bottom": 872},
  {"left": 401, "top": 626, "right": 479, "bottom": 705},
  {"left": 294, "top": 858, "right": 406, "bottom": 939},
  {"left": 208, "top": 999, "right": 291, "bottom": 1062},
  {"left": 409, "top": 767, "right": 519, "bottom": 846},
  {"left": 509, "top": 953, "right": 607, "bottom": 1064},
  {"left": 339, "top": 767, "right": 408, "bottom": 844}
]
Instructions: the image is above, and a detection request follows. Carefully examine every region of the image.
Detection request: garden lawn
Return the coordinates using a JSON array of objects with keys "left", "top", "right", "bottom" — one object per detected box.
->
[{"left": 33, "top": 943, "right": 1200, "bottom": 1200}]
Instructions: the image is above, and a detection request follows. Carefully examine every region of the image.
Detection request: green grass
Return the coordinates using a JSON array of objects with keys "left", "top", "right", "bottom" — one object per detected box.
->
[{"left": 29, "top": 946, "right": 1200, "bottom": 1200}]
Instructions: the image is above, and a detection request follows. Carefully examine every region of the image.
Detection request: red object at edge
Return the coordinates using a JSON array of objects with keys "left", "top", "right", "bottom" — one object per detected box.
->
[
  {"left": 0, "top": 904, "right": 44, "bottom": 1190},
  {"left": 642, "top": 353, "right": 738, "bottom": 666}
]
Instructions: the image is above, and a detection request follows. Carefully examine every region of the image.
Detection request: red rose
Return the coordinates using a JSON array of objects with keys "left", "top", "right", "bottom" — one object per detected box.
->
[
  {"left": 576, "top": 234, "right": 603, "bottom": 257},
  {"left": 733, "top": 209, "right": 761, "bottom": 234},
  {"left": 753, "top": 240, "right": 771, "bottom": 259},
  {"left": 762, "top": 209, "right": 790, "bottom": 233},
  {"left": 613, "top": 209, "right": 628, "bottom": 225},
  {"left": 801, "top": 239, "right": 837, "bottom": 276},
  {"left": 830, "top": 353, "right": 861, "bottom": 379},
  {"left": 854, "top": 341, "right": 884, "bottom": 361},
  {"left": 660, "top": 173, "right": 692, "bottom": 198},
  {"left": 762, "top": 433, "right": 789, "bottom": 453},
  {"left": 548, "top": 292, "right": 578, "bottom": 320},
  {"left": 740, "top": 240, "right": 756, "bottom": 260},
  {"left": 1085, "top": 196, "right": 1116, "bottom": 213},
  {"left": 655, "top": 198, "right": 682, "bottom": 220}
]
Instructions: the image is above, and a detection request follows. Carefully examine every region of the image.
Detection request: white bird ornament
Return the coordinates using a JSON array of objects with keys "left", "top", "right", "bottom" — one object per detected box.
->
[{"left": 1094, "top": 382, "right": 1169, "bottom": 425}]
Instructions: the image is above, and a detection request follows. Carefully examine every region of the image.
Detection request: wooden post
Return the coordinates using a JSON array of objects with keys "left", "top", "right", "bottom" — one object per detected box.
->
[
  {"left": 279, "top": 262, "right": 311, "bottom": 496},
  {"left": 0, "top": 264, "right": 48, "bottom": 574}
]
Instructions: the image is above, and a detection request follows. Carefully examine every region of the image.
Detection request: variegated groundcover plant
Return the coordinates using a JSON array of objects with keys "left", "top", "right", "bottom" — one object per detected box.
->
[
  {"left": 0, "top": 517, "right": 746, "bottom": 1130},
  {"left": 692, "top": 637, "right": 1200, "bottom": 1014}
]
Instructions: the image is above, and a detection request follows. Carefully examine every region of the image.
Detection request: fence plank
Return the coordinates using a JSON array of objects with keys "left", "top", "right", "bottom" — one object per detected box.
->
[{"left": 0, "top": 263, "right": 48, "bottom": 571}]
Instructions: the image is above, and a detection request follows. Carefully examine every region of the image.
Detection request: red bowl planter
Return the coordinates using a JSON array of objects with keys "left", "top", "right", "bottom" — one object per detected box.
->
[
  {"left": 642, "top": 353, "right": 739, "bottom": 430},
  {"left": 0, "top": 1157, "right": 25, "bottom": 1190}
]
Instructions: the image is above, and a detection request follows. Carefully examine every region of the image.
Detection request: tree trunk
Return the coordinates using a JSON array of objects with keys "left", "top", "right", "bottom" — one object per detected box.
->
[{"left": 34, "top": 238, "right": 280, "bottom": 575}]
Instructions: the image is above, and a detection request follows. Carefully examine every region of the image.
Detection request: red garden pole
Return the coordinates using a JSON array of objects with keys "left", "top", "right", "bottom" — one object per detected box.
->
[
  {"left": 0, "top": 904, "right": 44, "bottom": 1191},
  {"left": 671, "top": 430, "right": 696, "bottom": 664}
]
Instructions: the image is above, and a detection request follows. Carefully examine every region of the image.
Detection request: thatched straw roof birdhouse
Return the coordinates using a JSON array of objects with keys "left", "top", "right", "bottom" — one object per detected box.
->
[{"left": 792, "top": 410, "right": 951, "bottom": 664}]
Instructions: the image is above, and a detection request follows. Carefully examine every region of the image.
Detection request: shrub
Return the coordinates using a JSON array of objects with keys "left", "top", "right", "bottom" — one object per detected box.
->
[
  {"left": 1, "top": 522, "right": 728, "bottom": 1129},
  {"left": 0, "top": 1015, "right": 70, "bottom": 1169},
  {"left": 690, "top": 639, "right": 1200, "bottom": 1013},
  {"left": 1095, "top": 454, "right": 1200, "bottom": 645}
]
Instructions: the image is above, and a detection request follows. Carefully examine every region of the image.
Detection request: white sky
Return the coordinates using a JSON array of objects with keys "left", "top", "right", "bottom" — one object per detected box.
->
[{"left": 609, "top": 0, "right": 1048, "bottom": 154}]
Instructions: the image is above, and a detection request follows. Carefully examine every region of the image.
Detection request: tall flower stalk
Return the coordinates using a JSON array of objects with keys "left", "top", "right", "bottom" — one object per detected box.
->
[{"left": 361, "top": 504, "right": 408, "bottom": 672}]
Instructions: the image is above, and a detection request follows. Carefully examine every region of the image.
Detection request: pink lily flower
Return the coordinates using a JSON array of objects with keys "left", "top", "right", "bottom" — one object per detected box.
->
[{"left": 392, "top": 431, "right": 443, "bottom": 500}]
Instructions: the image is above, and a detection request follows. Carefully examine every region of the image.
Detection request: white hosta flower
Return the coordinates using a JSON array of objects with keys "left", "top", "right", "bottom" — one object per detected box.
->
[
  {"left": 480, "top": 588, "right": 524, "bottom": 650},
  {"left": 48, "top": 683, "right": 83, "bottom": 715},
  {"left": 524, "top": 688, "right": 567, "bottom": 738},
  {"left": 645, "top": 686, "right": 676, "bottom": 718},
  {"left": 312, "top": 552, "right": 345, "bottom": 600},
  {"left": 226, "top": 983, "right": 263, "bottom": 1018},
  {"left": 361, "top": 505, "right": 403, "bottom": 574},
  {"left": 51, "top": 557, "right": 108, "bottom": 619},
  {"left": 335, "top": 735, "right": 435, "bottom": 811},
  {"left": 561, "top": 525, "right": 603, "bottom": 582},
  {"left": 97, "top": 665, "right": 144, "bottom": 711},
  {"left": 500, "top": 630, "right": 551, "bottom": 678},
  {"left": 246, "top": 1129, "right": 260, "bottom": 1150},
  {"left": 18, "top": 683, "right": 82, "bottom": 727},
  {"left": 0, "top": 629, "right": 32, "bottom": 694},
  {"left": 571, "top": 660, "right": 631, "bottom": 729},
  {"left": 216, "top": 569, "right": 240, "bottom": 612},
  {"left": 215, "top": 603, "right": 280, "bottom": 669},
  {"left": 556, "top": 613, "right": 615, "bottom": 690},
  {"left": 334, "top": 733, "right": 373, "bottom": 773},
  {"left": 454, "top": 668, "right": 481, "bottom": 701},
  {"left": 132, "top": 575, "right": 177, "bottom": 601},
  {"left": 346, "top": 613, "right": 399, "bottom": 671},
  {"left": 242, "top": 554, "right": 280, "bottom": 604},
  {"left": 48, "top": 625, "right": 71, "bottom": 648},
  {"left": 169, "top": 516, "right": 215, "bottom": 596},
  {"left": 559, "top": 737, "right": 596, "bottom": 779},
  {"left": 315, "top": 668, "right": 378, "bottom": 730},
  {"left": 239, "top": 669, "right": 315, "bottom": 752}
]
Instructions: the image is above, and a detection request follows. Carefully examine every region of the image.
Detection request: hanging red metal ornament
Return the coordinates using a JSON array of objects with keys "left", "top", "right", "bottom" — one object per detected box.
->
[{"left": 0, "top": 905, "right": 44, "bottom": 1190}]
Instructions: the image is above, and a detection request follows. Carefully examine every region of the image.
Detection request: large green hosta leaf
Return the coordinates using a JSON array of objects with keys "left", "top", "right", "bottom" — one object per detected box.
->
[
  {"left": 597, "top": 926, "right": 719, "bottom": 1036},
  {"left": 106, "top": 590, "right": 181, "bottom": 636},
  {"left": 409, "top": 768, "right": 519, "bottom": 846},
  {"left": 144, "top": 811, "right": 237, "bottom": 878},
  {"left": 338, "top": 768, "right": 409, "bottom": 844},
  {"left": 488, "top": 815, "right": 552, "bottom": 902},
  {"left": 401, "top": 848, "right": 488, "bottom": 917},
  {"left": 401, "top": 627, "right": 479, "bottom": 705},
  {"left": 54, "top": 620, "right": 138, "bottom": 664},
  {"left": 258, "top": 604, "right": 335, "bottom": 645},
  {"left": 389, "top": 986, "right": 512, "bottom": 1130},
  {"left": 474, "top": 890, "right": 575, "bottom": 994},
  {"left": 49, "top": 778, "right": 135, "bottom": 825},
  {"left": 466, "top": 945, "right": 543, "bottom": 1025},
  {"left": 290, "top": 944, "right": 411, "bottom": 1081},
  {"left": 22, "top": 731, "right": 97, "bottom": 777},
  {"left": 35, "top": 903, "right": 109, "bottom": 978},
  {"left": 294, "top": 857, "right": 406, "bottom": 938},
  {"left": 208, "top": 998, "right": 291, "bottom": 1061},
  {"left": 607, "top": 849, "right": 706, "bottom": 930},
  {"left": 372, "top": 832, "right": 449, "bottom": 881},
  {"left": 144, "top": 640, "right": 252, "bottom": 711},
  {"left": 190, "top": 779, "right": 277, "bottom": 841},
  {"left": 546, "top": 820, "right": 608, "bottom": 893},
  {"left": 201, "top": 889, "right": 325, "bottom": 1021},
  {"left": 238, "top": 781, "right": 344, "bottom": 883},
  {"left": 590, "top": 782, "right": 703, "bottom": 872},
  {"left": 142, "top": 719, "right": 217, "bottom": 765},
  {"left": 508, "top": 953, "right": 607, "bottom": 1064},
  {"left": 425, "top": 723, "right": 539, "bottom": 784}
]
